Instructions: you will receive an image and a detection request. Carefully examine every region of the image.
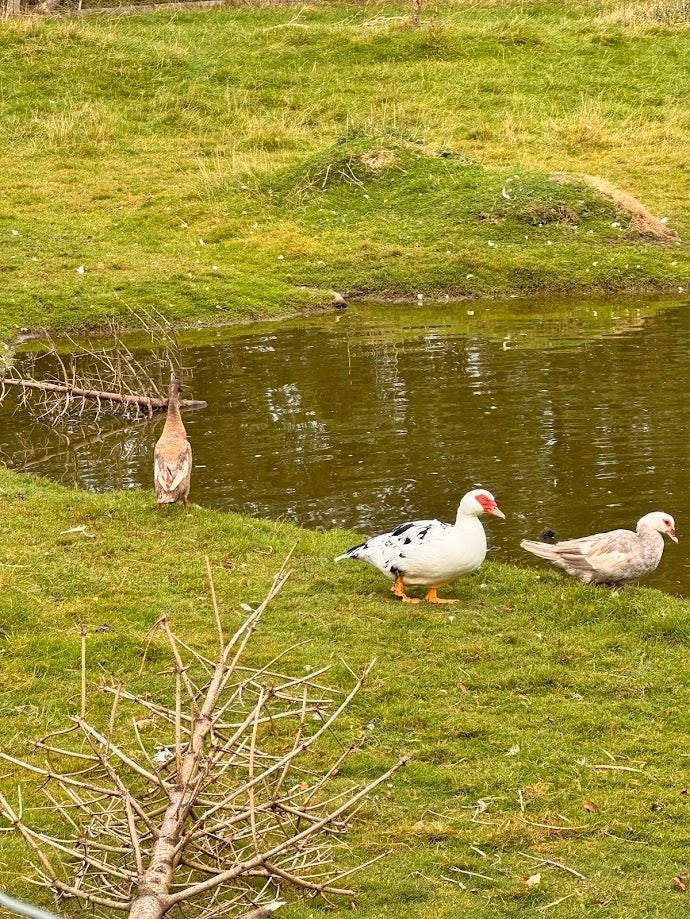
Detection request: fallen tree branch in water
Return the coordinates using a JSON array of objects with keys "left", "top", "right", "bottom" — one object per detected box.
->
[
  {"left": 1, "top": 377, "right": 206, "bottom": 413},
  {"left": 1, "top": 311, "right": 204, "bottom": 421}
]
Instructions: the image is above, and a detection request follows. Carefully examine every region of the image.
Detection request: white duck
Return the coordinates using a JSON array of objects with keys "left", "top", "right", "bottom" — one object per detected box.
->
[
  {"left": 335, "top": 489, "right": 505, "bottom": 603},
  {"left": 520, "top": 511, "right": 677, "bottom": 585}
]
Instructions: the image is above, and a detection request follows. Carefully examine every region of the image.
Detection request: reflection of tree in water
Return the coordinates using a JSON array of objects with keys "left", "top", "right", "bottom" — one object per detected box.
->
[{"left": 6, "top": 416, "right": 154, "bottom": 491}]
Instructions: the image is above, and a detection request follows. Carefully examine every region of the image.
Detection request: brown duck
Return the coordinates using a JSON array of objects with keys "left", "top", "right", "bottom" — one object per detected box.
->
[{"left": 154, "top": 375, "right": 192, "bottom": 510}]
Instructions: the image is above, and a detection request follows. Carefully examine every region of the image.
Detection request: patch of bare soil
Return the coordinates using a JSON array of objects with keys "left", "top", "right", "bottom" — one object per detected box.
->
[
  {"left": 360, "top": 150, "right": 396, "bottom": 172},
  {"left": 554, "top": 172, "right": 680, "bottom": 244}
]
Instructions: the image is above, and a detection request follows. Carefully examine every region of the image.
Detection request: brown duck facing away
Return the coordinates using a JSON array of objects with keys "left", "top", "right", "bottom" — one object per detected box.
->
[
  {"left": 520, "top": 511, "right": 677, "bottom": 586},
  {"left": 154, "top": 375, "right": 192, "bottom": 511}
]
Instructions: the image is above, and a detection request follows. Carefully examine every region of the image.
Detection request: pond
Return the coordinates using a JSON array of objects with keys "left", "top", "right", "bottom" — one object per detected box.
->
[{"left": 2, "top": 295, "right": 690, "bottom": 595}]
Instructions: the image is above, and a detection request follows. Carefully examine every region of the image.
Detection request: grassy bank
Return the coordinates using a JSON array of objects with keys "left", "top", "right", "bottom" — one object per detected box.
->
[
  {"left": 0, "top": 467, "right": 688, "bottom": 917},
  {"left": 1, "top": 0, "right": 689, "bottom": 337}
]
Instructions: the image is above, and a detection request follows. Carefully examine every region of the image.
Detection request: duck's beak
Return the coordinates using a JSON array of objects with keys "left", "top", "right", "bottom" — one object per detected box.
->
[
  {"left": 668, "top": 527, "right": 678, "bottom": 543},
  {"left": 487, "top": 504, "right": 506, "bottom": 519}
]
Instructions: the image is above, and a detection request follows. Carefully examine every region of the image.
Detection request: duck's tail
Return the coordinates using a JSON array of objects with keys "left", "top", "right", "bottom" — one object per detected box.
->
[
  {"left": 520, "top": 539, "right": 562, "bottom": 562},
  {"left": 334, "top": 541, "right": 366, "bottom": 562}
]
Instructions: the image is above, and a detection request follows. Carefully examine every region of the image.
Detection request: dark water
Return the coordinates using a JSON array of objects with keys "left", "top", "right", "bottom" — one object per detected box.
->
[{"left": 3, "top": 296, "right": 690, "bottom": 594}]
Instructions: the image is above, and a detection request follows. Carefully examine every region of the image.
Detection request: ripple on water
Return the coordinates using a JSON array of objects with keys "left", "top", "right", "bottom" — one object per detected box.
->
[{"left": 2, "top": 296, "right": 690, "bottom": 594}]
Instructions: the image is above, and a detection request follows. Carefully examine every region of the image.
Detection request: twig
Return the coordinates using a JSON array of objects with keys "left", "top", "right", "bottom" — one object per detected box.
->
[
  {"left": 105, "top": 680, "right": 122, "bottom": 756},
  {"left": 519, "top": 852, "right": 586, "bottom": 880},
  {"left": 536, "top": 893, "right": 578, "bottom": 912},
  {"left": 592, "top": 764, "right": 647, "bottom": 774},
  {"left": 123, "top": 791, "right": 144, "bottom": 881},
  {"left": 449, "top": 867, "right": 495, "bottom": 882},
  {"left": 520, "top": 817, "right": 588, "bottom": 831},
  {"left": 205, "top": 555, "right": 224, "bottom": 655},
  {"left": 80, "top": 626, "right": 87, "bottom": 720}
]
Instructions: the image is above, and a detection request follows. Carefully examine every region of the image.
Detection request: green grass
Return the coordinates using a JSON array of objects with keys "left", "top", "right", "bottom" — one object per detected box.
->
[
  {"left": 1, "top": 0, "right": 689, "bottom": 338},
  {"left": 0, "top": 467, "right": 688, "bottom": 918}
]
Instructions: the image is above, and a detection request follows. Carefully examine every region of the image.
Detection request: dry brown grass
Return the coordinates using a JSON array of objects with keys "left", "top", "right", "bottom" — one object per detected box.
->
[{"left": 599, "top": 0, "right": 690, "bottom": 26}]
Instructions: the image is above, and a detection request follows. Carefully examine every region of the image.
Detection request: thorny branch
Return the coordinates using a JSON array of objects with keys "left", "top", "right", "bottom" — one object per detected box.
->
[{"left": 0, "top": 555, "right": 407, "bottom": 919}]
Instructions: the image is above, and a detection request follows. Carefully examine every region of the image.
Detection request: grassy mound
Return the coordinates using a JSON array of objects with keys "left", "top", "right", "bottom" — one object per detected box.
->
[
  {"left": 0, "top": 467, "right": 688, "bottom": 917},
  {"left": 254, "top": 139, "right": 684, "bottom": 298}
]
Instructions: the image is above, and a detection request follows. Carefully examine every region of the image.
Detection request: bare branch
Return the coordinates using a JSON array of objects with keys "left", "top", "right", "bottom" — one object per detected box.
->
[{"left": 0, "top": 554, "right": 403, "bottom": 919}]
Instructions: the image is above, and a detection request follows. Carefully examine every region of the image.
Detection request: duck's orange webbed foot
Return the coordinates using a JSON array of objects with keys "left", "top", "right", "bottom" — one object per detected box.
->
[
  {"left": 424, "top": 587, "right": 456, "bottom": 605},
  {"left": 393, "top": 575, "right": 420, "bottom": 604}
]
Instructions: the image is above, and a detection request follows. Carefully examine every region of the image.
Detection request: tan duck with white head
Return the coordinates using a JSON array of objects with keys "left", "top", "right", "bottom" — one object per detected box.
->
[
  {"left": 154, "top": 375, "right": 192, "bottom": 510},
  {"left": 520, "top": 511, "right": 677, "bottom": 585}
]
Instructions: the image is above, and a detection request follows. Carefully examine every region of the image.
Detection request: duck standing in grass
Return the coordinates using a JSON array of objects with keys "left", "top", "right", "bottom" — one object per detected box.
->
[
  {"left": 154, "top": 374, "right": 192, "bottom": 511},
  {"left": 520, "top": 511, "right": 677, "bottom": 585},
  {"left": 335, "top": 489, "right": 505, "bottom": 604}
]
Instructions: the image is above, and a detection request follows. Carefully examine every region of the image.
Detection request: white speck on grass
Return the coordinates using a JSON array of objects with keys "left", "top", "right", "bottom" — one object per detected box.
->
[
  {"left": 488, "top": 240, "right": 496, "bottom": 247},
  {"left": 660, "top": 216, "right": 669, "bottom": 223},
  {"left": 76, "top": 265, "right": 85, "bottom": 274},
  {"left": 10, "top": 229, "right": 19, "bottom": 236},
  {"left": 506, "top": 744, "right": 520, "bottom": 756},
  {"left": 466, "top": 273, "right": 474, "bottom": 279},
  {"left": 501, "top": 187, "right": 511, "bottom": 200},
  {"left": 611, "top": 221, "right": 620, "bottom": 228}
]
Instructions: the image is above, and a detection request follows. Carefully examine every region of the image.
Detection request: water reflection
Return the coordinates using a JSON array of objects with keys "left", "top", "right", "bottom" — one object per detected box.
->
[{"left": 2, "top": 296, "right": 690, "bottom": 593}]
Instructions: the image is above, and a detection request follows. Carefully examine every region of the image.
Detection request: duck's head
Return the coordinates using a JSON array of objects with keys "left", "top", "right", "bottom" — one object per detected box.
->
[
  {"left": 168, "top": 373, "right": 183, "bottom": 399},
  {"left": 459, "top": 489, "right": 505, "bottom": 519},
  {"left": 637, "top": 511, "right": 677, "bottom": 543}
]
